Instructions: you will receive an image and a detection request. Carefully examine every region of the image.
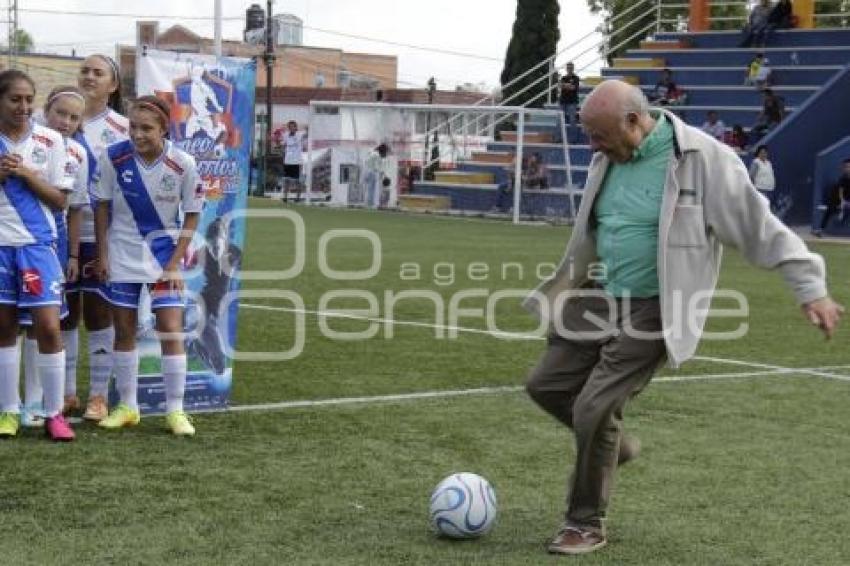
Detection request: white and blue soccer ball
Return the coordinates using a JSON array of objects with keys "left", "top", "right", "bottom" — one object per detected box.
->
[{"left": 429, "top": 472, "right": 498, "bottom": 539}]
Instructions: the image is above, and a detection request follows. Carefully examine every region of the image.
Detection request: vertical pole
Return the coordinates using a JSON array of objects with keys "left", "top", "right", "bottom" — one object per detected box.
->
[
  {"left": 306, "top": 104, "right": 314, "bottom": 204},
  {"left": 656, "top": 0, "right": 662, "bottom": 34},
  {"left": 793, "top": 0, "right": 815, "bottom": 29},
  {"left": 513, "top": 111, "right": 524, "bottom": 225},
  {"left": 547, "top": 59, "right": 554, "bottom": 106},
  {"left": 263, "top": 0, "right": 275, "bottom": 196},
  {"left": 462, "top": 113, "right": 467, "bottom": 159},
  {"left": 214, "top": 0, "right": 222, "bottom": 57},
  {"left": 689, "top": 0, "right": 711, "bottom": 32}
]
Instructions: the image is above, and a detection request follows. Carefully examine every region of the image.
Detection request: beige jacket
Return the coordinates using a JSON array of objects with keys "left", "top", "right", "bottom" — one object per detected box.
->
[{"left": 523, "top": 109, "right": 827, "bottom": 367}]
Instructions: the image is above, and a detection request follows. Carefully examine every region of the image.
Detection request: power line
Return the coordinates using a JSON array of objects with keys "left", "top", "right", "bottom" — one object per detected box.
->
[{"left": 19, "top": 7, "right": 503, "bottom": 62}]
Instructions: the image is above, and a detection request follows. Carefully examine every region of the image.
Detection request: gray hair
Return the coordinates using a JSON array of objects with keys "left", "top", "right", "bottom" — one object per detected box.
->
[{"left": 622, "top": 84, "right": 649, "bottom": 116}]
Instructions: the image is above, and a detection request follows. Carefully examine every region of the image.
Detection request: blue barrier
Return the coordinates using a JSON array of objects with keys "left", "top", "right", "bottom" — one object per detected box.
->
[
  {"left": 811, "top": 135, "right": 850, "bottom": 235},
  {"left": 756, "top": 63, "right": 850, "bottom": 224}
]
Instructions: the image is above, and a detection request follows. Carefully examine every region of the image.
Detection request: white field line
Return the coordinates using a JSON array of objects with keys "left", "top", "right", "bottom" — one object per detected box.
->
[
  {"left": 240, "top": 303, "right": 542, "bottom": 340},
  {"left": 241, "top": 302, "right": 850, "bottom": 382},
  {"left": 225, "top": 366, "right": 840, "bottom": 414},
  {"left": 693, "top": 355, "right": 850, "bottom": 382}
]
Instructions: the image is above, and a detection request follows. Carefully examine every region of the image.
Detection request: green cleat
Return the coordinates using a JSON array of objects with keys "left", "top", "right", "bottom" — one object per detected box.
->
[
  {"left": 165, "top": 411, "right": 195, "bottom": 437},
  {"left": 0, "top": 412, "right": 20, "bottom": 437},
  {"left": 98, "top": 403, "right": 141, "bottom": 430}
]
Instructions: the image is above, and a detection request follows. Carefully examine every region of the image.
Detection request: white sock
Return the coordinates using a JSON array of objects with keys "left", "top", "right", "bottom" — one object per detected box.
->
[
  {"left": 0, "top": 344, "right": 20, "bottom": 413},
  {"left": 62, "top": 328, "right": 78, "bottom": 397},
  {"left": 88, "top": 327, "right": 114, "bottom": 398},
  {"left": 162, "top": 354, "right": 187, "bottom": 414},
  {"left": 113, "top": 349, "right": 139, "bottom": 411},
  {"left": 38, "top": 350, "right": 65, "bottom": 418},
  {"left": 23, "top": 337, "right": 42, "bottom": 408}
]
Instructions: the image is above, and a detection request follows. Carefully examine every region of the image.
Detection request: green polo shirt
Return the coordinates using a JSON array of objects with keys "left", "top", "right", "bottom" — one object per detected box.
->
[{"left": 593, "top": 111, "right": 674, "bottom": 297}]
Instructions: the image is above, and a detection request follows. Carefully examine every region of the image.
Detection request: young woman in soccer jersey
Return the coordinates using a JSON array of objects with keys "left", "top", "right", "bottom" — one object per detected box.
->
[
  {"left": 73, "top": 54, "right": 128, "bottom": 422},
  {"left": 93, "top": 95, "right": 204, "bottom": 436},
  {"left": 0, "top": 70, "right": 75, "bottom": 440},
  {"left": 20, "top": 86, "right": 91, "bottom": 427}
]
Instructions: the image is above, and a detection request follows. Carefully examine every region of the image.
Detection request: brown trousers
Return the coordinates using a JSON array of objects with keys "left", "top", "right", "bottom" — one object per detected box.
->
[{"left": 526, "top": 293, "right": 666, "bottom": 531}]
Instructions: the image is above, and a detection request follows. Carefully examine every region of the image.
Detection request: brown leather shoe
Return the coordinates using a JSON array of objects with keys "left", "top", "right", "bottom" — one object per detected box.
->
[
  {"left": 618, "top": 435, "right": 641, "bottom": 466},
  {"left": 547, "top": 525, "right": 607, "bottom": 555}
]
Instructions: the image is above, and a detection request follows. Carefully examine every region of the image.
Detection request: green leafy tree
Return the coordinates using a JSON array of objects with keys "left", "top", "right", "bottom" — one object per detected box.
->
[
  {"left": 815, "top": 0, "right": 850, "bottom": 28},
  {"left": 586, "top": 1, "right": 748, "bottom": 61},
  {"left": 4, "top": 29, "right": 34, "bottom": 53},
  {"left": 500, "top": 0, "right": 560, "bottom": 108}
]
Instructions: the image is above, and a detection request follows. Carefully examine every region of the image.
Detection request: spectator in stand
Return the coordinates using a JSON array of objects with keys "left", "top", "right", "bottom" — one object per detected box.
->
[
  {"left": 749, "top": 145, "right": 776, "bottom": 211},
  {"left": 740, "top": 0, "right": 773, "bottom": 47},
  {"left": 745, "top": 52, "right": 765, "bottom": 86},
  {"left": 769, "top": 0, "right": 795, "bottom": 30},
  {"left": 752, "top": 88, "right": 785, "bottom": 139},
  {"left": 745, "top": 53, "right": 773, "bottom": 90},
  {"left": 650, "top": 68, "right": 680, "bottom": 105},
  {"left": 523, "top": 153, "right": 549, "bottom": 190},
  {"left": 727, "top": 124, "right": 749, "bottom": 153},
  {"left": 559, "top": 62, "right": 581, "bottom": 137},
  {"left": 701, "top": 110, "right": 727, "bottom": 141},
  {"left": 814, "top": 158, "right": 850, "bottom": 237}
]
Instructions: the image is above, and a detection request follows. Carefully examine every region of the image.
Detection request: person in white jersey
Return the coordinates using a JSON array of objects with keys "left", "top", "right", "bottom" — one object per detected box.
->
[
  {"left": 20, "top": 86, "right": 91, "bottom": 428},
  {"left": 185, "top": 64, "right": 227, "bottom": 155},
  {"left": 92, "top": 95, "right": 204, "bottom": 436},
  {"left": 0, "top": 70, "right": 75, "bottom": 441},
  {"left": 280, "top": 120, "right": 306, "bottom": 202},
  {"left": 72, "top": 54, "right": 128, "bottom": 422}
]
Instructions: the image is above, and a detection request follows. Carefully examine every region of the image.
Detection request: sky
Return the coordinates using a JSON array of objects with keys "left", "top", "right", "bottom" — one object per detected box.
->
[{"left": 16, "top": 0, "right": 604, "bottom": 91}]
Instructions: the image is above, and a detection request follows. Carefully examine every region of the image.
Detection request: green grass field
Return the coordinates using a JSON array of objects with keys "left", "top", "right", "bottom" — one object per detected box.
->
[{"left": 3, "top": 198, "right": 850, "bottom": 565}]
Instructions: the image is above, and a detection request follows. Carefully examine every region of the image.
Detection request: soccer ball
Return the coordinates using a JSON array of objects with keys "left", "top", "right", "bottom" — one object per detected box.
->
[{"left": 429, "top": 472, "right": 497, "bottom": 539}]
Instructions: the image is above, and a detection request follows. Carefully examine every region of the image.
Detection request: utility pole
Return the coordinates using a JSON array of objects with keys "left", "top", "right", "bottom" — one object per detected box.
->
[
  {"left": 421, "top": 77, "right": 436, "bottom": 180},
  {"left": 263, "top": 0, "right": 276, "bottom": 194},
  {"left": 214, "top": 0, "right": 222, "bottom": 57},
  {"left": 7, "top": 0, "right": 18, "bottom": 68}
]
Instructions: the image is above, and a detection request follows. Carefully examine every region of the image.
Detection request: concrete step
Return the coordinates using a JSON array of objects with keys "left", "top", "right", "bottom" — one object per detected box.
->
[
  {"left": 640, "top": 39, "right": 689, "bottom": 50},
  {"left": 470, "top": 151, "right": 513, "bottom": 164},
  {"left": 612, "top": 57, "right": 665, "bottom": 69},
  {"left": 398, "top": 194, "right": 450, "bottom": 212},
  {"left": 500, "top": 131, "right": 554, "bottom": 144},
  {"left": 433, "top": 171, "right": 495, "bottom": 185}
]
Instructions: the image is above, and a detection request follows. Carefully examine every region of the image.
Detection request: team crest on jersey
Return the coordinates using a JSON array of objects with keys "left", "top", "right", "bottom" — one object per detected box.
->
[
  {"left": 21, "top": 269, "right": 43, "bottom": 295},
  {"left": 31, "top": 146, "right": 47, "bottom": 165},
  {"left": 161, "top": 175, "right": 177, "bottom": 192},
  {"left": 101, "top": 129, "right": 118, "bottom": 145},
  {"left": 64, "top": 159, "right": 79, "bottom": 176},
  {"left": 121, "top": 169, "right": 134, "bottom": 184}
]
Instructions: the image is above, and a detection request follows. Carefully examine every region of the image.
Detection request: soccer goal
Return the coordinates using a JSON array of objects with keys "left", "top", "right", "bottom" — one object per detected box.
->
[{"left": 305, "top": 100, "right": 577, "bottom": 224}]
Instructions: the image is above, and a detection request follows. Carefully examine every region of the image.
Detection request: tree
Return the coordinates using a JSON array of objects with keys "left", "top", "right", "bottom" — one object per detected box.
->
[
  {"left": 586, "top": 1, "right": 748, "bottom": 62},
  {"left": 2, "top": 29, "right": 34, "bottom": 53},
  {"left": 500, "top": 0, "right": 560, "bottom": 108}
]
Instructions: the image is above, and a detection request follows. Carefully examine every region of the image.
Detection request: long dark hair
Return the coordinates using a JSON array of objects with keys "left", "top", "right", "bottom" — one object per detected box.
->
[
  {"left": 133, "top": 95, "right": 172, "bottom": 134},
  {"left": 0, "top": 69, "right": 35, "bottom": 98},
  {"left": 91, "top": 54, "right": 123, "bottom": 114}
]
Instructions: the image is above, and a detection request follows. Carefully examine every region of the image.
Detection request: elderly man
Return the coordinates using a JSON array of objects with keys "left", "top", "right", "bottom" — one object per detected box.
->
[{"left": 523, "top": 80, "right": 842, "bottom": 555}]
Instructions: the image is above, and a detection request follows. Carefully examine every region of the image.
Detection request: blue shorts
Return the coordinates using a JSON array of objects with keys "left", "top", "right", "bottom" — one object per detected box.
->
[
  {"left": 66, "top": 241, "right": 109, "bottom": 298},
  {"left": 107, "top": 281, "right": 184, "bottom": 310},
  {"left": 0, "top": 244, "right": 65, "bottom": 309}
]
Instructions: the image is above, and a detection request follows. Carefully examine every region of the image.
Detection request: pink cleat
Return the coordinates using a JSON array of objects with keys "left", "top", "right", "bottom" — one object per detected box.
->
[{"left": 45, "top": 415, "right": 75, "bottom": 442}]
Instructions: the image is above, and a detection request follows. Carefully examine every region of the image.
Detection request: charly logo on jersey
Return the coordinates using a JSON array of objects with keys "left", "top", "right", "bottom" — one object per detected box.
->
[
  {"left": 31, "top": 146, "right": 47, "bottom": 165},
  {"left": 101, "top": 129, "right": 118, "bottom": 145},
  {"left": 160, "top": 175, "right": 177, "bottom": 192},
  {"left": 49, "top": 279, "right": 63, "bottom": 296}
]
